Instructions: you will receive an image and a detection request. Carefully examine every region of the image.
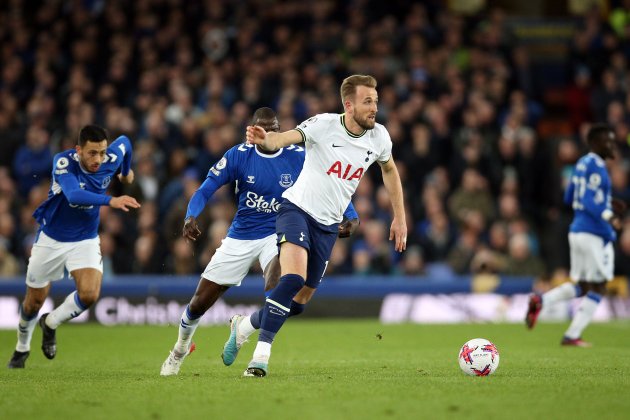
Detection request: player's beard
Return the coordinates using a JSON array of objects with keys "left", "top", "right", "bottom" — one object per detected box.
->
[{"left": 353, "top": 113, "right": 375, "bottom": 130}]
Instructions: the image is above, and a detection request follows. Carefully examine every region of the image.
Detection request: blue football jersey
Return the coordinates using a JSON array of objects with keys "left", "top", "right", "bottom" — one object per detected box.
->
[
  {"left": 33, "top": 136, "right": 133, "bottom": 242},
  {"left": 187, "top": 143, "right": 358, "bottom": 240},
  {"left": 564, "top": 152, "right": 615, "bottom": 242}
]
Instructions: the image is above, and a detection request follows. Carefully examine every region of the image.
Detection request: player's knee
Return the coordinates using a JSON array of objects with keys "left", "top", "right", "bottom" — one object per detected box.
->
[
  {"left": 289, "top": 301, "right": 306, "bottom": 317},
  {"left": 22, "top": 299, "right": 44, "bottom": 315},
  {"left": 77, "top": 290, "right": 99, "bottom": 307},
  {"left": 188, "top": 299, "right": 208, "bottom": 316},
  {"left": 268, "top": 274, "right": 305, "bottom": 302}
]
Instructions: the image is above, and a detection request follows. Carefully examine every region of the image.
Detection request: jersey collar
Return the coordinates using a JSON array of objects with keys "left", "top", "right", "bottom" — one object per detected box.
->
[
  {"left": 255, "top": 145, "right": 283, "bottom": 158},
  {"left": 587, "top": 151, "right": 604, "bottom": 165},
  {"left": 340, "top": 114, "right": 367, "bottom": 138}
]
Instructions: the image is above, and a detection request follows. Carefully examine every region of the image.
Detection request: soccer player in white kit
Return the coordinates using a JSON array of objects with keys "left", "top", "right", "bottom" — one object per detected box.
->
[
  {"left": 7, "top": 125, "right": 140, "bottom": 368},
  {"left": 243, "top": 75, "right": 407, "bottom": 377},
  {"left": 525, "top": 124, "right": 624, "bottom": 346}
]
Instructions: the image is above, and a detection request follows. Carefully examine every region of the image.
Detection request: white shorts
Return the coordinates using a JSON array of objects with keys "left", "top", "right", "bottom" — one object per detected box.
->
[
  {"left": 26, "top": 231, "right": 103, "bottom": 288},
  {"left": 201, "top": 234, "right": 277, "bottom": 286},
  {"left": 569, "top": 232, "right": 614, "bottom": 282}
]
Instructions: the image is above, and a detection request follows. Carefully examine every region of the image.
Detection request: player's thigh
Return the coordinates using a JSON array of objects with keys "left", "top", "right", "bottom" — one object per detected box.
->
[
  {"left": 276, "top": 203, "right": 311, "bottom": 277},
  {"left": 202, "top": 237, "right": 261, "bottom": 286},
  {"left": 279, "top": 242, "right": 308, "bottom": 278},
  {"left": 305, "top": 228, "right": 338, "bottom": 288},
  {"left": 25, "top": 231, "right": 69, "bottom": 288}
]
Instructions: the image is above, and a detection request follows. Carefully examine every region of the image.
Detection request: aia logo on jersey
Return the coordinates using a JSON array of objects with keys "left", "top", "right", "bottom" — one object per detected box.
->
[
  {"left": 326, "top": 161, "right": 364, "bottom": 181},
  {"left": 279, "top": 174, "right": 293, "bottom": 188}
]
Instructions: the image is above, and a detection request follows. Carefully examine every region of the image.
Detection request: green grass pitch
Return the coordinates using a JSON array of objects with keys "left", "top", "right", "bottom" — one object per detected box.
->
[{"left": 1, "top": 320, "right": 629, "bottom": 420}]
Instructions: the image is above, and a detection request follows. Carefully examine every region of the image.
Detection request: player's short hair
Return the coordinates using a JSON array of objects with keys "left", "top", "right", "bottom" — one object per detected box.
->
[
  {"left": 587, "top": 123, "right": 612, "bottom": 145},
  {"left": 340, "top": 74, "right": 377, "bottom": 103},
  {"left": 78, "top": 125, "right": 108, "bottom": 146},
  {"left": 252, "top": 107, "right": 276, "bottom": 123}
]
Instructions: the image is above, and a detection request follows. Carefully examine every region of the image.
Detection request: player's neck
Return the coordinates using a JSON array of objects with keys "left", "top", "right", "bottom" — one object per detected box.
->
[
  {"left": 344, "top": 115, "right": 365, "bottom": 136},
  {"left": 256, "top": 145, "right": 276, "bottom": 155}
]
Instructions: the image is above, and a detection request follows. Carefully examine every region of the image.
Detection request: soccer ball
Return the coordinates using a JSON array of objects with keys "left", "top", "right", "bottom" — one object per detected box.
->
[{"left": 458, "top": 338, "right": 500, "bottom": 376}]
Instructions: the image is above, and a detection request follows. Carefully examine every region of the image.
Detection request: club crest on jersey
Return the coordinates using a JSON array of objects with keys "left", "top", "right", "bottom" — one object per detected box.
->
[
  {"left": 279, "top": 173, "right": 293, "bottom": 188},
  {"left": 216, "top": 157, "right": 227, "bottom": 170},
  {"left": 101, "top": 176, "right": 111, "bottom": 188},
  {"left": 326, "top": 161, "right": 364, "bottom": 181},
  {"left": 56, "top": 157, "right": 69, "bottom": 169}
]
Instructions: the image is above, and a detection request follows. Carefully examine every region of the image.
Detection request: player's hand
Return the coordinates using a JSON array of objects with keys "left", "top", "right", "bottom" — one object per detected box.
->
[
  {"left": 612, "top": 198, "right": 627, "bottom": 217},
  {"left": 110, "top": 195, "right": 141, "bottom": 212},
  {"left": 182, "top": 216, "right": 201, "bottom": 241},
  {"left": 338, "top": 218, "right": 359, "bottom": 238},
  {"left": 610, "top": 215, "right": 623, "bottom": 231},
  {"left": 117, "top": 170, "right": 135, "bottom": 185},
  {"left": 389, "top": 217, "right": 407, "bottom": 252},
  {"left": 246, "top": 125, "right": 267, "bottom": 146}
]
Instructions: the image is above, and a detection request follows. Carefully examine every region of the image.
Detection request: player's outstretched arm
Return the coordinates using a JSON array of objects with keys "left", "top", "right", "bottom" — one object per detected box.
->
[
  {"left": 379, "top": 158, "right": 407, "bottom": 252},
  {"left": 109, "top": 195, "right": 141, "bottom": 212},
  {"left": 182, "top": 216, "right": 202, "bottom": 241},
  {"left": 117, "top": 169, "right": 135, "bottom": 184},
  {"left": 246, "top": 126, "right": 302, "bottom": 151}
]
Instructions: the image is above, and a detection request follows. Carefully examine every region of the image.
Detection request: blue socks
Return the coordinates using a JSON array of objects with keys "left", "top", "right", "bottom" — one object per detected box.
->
[
  {"left": 250, "top": 299, "right": 306, "bottom": 329},
  {"left": 258, "top": 274, "right": 304, "bottom": 344}
]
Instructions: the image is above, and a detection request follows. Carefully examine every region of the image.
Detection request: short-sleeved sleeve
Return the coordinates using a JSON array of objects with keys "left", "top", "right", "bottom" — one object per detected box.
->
[
  {"left": 377, "top": 127, "right": 393, "bottom": 164},
  {"left": 295, "top": 114, "right": 330, "bottom": 145}
]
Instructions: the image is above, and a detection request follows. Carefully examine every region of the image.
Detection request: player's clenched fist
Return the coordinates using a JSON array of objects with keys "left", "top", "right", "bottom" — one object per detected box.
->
[{"left": 110, "top": 195, "right": 141, "bottom": 212}]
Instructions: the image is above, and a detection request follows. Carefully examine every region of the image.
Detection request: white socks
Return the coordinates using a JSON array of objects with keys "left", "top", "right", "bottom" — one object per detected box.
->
[
  {"left": 237, "top": 316, "right": 257, "bottom": 345},
  {"left": 15, "top": 307, "right": 38, "bottom": 352},
  {"left": 565, "top": 294, "right": 600, "bottom": 339},
  {"left": 252, "top": 341, "right": 271, "bottom": 362},
  {"left": 542, "top": 282, "right": 577, "bottom": 306},
  {"left": 174, "top": 306, "right": 201, "bottom": 355},
  {"left": 46, "top": 291, "right": 87, "bottom": 329}
]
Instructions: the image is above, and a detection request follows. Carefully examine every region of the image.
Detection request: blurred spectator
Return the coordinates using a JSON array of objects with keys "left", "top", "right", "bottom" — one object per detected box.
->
[
  {"left": 12, "top": 126, "right": 52, "bottom": 198},
  {"left": 500, "top": 233, "right": 546, "bottom": 277},
  {"left": 3, "top": 0, "right": 629, "bottom": 281},
  {"left": 0, "top": 239, "right": 19, "bottom": 277}
]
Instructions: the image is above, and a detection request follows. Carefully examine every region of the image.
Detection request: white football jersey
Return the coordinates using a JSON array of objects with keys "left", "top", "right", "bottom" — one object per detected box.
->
[{"left": 283, "top": 113, "right": 392, "bottom": 225}]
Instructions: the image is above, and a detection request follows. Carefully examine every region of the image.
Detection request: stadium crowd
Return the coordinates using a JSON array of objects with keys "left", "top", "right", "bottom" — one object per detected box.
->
[{"left": 0, "top": 0, "right": 629, "bottom": 283}]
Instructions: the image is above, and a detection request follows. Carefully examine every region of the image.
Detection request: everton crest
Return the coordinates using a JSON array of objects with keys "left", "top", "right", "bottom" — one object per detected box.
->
[{"left": 279, "top": 173, "right": 293, "bottom": 188}]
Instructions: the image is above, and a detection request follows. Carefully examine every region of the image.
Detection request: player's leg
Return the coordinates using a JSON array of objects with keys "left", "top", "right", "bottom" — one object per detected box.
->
[
  {"left": 39, "top": 235, "right": 103, "bottom": 359},
  {"left": 562, "top": 238, "right": 612, "bottom": 346},
  {"left": 240, "top": 284, "right": 316, "bottom": 340},
  {"left": 8, "top": 231, "right": 65, "bottom": 367},
  {"left": 7, "top": 284, "right": 50, "bottom": 368},
  {"left": 526, "top": 233, "right": 582, "bottom": 329},
  {"left": 163, "top": 236, "right": 254, "bottom": 375},
  {"left": 234, "top": 240, "right": 315, "bottom": 348},
  {"left": 246, "top": 241, "right": 308, "bottom": 376}
]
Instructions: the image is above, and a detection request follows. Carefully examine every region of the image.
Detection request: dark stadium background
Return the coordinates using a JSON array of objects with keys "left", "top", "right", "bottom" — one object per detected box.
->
[{"left": 1, "top": 0, "right": 629, "bottom": 324}]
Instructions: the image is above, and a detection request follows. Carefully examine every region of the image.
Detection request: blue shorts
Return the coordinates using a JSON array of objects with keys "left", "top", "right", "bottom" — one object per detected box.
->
[{"left": 276, "top": 200, "right": 339, "bottom": 288}]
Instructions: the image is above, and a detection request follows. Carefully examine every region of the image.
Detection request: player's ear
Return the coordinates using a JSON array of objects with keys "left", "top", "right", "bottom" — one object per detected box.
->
[{"left": 75, "top": 145, "right": 81, "bottom": 154}]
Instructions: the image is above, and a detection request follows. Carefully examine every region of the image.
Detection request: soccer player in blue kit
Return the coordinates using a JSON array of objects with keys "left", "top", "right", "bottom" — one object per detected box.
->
[
  {"left": 7, "top": 125, "right": 140, "bottom": 368},
  {"left": 160, "top": 108, "right": 358, "bottom": 376},
  {"left": 526, "top": 124, "right": 624, "bottom": 347}
]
